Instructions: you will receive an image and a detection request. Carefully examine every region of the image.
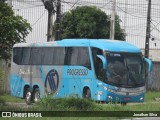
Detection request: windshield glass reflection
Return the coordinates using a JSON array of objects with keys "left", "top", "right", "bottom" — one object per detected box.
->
[
  {"left": 106, "top": 53, "right": 145, "bottom": 87},
  {"left": 126, "top": 55, "right": 145, "bottom": 86}
]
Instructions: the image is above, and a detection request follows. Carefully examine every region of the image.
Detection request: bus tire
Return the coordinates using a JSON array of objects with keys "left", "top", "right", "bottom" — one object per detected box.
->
[
  {"left": 83, "top": 88, "right": 91, "bottom": 99},
  {"left": 25, "top": 88, "right": 32, "bottom": 105},
  {"left": 121, "top": 102, "right": 127, "bottom": 106},
  {"left": 33, "top": 88, "right": 40, "bottom": 103}
]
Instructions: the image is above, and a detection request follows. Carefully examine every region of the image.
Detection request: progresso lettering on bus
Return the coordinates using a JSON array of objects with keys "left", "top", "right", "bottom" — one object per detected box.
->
[{"left": 67, "top": 69, "right": 88, "bottom": 76}]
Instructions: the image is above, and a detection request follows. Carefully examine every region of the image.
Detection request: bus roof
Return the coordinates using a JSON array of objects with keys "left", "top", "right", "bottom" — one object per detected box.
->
[{"left": 13, "top": 39, "right": 141, "bottom": 53}]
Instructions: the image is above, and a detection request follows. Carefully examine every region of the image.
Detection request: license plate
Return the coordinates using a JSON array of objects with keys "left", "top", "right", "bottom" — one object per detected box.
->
[{"left": 124, "top": 97, "right": 131, "bottom": 100}]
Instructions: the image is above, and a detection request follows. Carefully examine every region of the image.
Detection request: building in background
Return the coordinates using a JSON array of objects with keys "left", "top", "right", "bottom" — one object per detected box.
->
[{"left": 9, "top": 0, "right": 160, "bottom": 90}]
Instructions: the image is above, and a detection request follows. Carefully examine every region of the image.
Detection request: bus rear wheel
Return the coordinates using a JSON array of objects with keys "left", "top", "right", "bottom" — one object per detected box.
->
[
  {"left": 25, "top": 88, "right": 32, "bottom": 105},
  {"left": 33, "top": 88, "right": 40, "bottom": 103},
  {"left": 83, "top": 88, "right": 91, "bottom": 99}
]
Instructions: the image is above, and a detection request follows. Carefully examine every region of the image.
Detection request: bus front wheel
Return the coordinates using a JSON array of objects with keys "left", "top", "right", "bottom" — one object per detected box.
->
[
  {"left": 121, "top": 102, "right": 127, "bottom": 106},
  {"left": 33, "top": 88, "right": 40, "bottom": 103},
  {"left": 25, "top": 88, "right": 32, "bottom": 105},
  {"left": 83, "top": 88, "right": 91, "bottom": 99}
]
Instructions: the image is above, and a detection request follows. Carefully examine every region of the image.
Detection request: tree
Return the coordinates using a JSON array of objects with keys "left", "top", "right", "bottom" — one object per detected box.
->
[
  {"left": 114, "top": 15, "right": 126, "bottom": 40},
  {"left": 53, "top": 6, "right": 126, "bottom": 40},
  {"left": 0, "top": 2, "right": 31, "bottom": 60}
]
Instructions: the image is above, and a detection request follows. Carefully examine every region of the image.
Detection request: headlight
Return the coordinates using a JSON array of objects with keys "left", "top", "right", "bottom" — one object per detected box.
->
[
  {"left": 140, "top": 97, "right": 143, "bottom": 100},
  {"left": 102, "top": 86, "right": 114, "bottom": 92}
]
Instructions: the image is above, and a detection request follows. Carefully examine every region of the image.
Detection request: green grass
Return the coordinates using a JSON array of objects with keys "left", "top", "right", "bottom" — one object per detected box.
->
[
  {"left": 35, "top": 96, "right": 103, "bottom": 111},
  {"left": 35, "top": 93, "right": 160, "bottom": 111},
  {"left": 0, "top": 91, "right": 160, "bottom": 112},
  {"left": 144, "top": 91, "right": 160, "bottom": 102},
  {"left": 0, "top": 94, "right": 24, "bottom": 103},
  {"left": 103, "top": 102, "right": 160, "bottom": 111}
]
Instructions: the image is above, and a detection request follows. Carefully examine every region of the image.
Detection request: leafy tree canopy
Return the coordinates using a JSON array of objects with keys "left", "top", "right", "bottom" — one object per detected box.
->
[
  {"left": 53, "top": 6, "right": 126, "bottom": 40},
  {"left": 0, "top": 2, "right": 31, "bottom": 60}
]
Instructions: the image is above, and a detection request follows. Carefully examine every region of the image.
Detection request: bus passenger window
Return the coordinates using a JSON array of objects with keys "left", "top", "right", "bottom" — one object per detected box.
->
[
  {"left": 21, "top": 47, "right": 30, "bottom": 65},
  {"left": 58, "top": 48, "right": 66, "bottom": 65},
  {"left": 66, "top": 47, "right": 91, "bottom": 69},
  {"left": 78, "top": 48, "right": 90, "bottom": 68},
  {"left": 30, "top": 48, "right": 42, "bottom": 65},
  {"left": 41, "top": 47, "right": 66, "bottom": 65},
  {"left": 13, "top": 47, "right": 22, "bottom": 65},
  {"left": 42, "top": 48, "right": 53, "bottom": 65},
  {"left": 53, "top": 47, "right": 66, "bottom": 65},
  {"left": 69, "top": 47, "right": 79, "bottom": 65}
]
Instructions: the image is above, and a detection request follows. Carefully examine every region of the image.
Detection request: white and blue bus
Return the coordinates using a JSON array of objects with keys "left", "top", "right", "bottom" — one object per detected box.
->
[{"left": 10, "top": 39, "right": 152, "bottom": 105}]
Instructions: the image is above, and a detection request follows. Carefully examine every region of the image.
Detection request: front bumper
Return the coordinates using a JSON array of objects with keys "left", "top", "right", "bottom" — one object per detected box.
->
[{"left": 106, "top": 91, "right": 145, "bottom": 103}]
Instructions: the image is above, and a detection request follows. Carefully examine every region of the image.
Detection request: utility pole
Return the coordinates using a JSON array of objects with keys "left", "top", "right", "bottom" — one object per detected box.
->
[
  {"left": 145, "top": 0, "right": 151, "bottom": 89},
  {"left": 42, "top": 0, "right": 55, "bottom": 42},
  {"left": 47, "top": 11, "right": 53, "bottom": 41},
  {"left": 123, "top": 0, "right": 128, "bottom": 36},
  {"left": 55, "top": 0, "right": 61, "bottom": 41},
  {"left": 145, "top": 0, "right": 151, "bottom": 58},
  {"left": 110, "top": 0, "right": 116, "bottom": 40}
]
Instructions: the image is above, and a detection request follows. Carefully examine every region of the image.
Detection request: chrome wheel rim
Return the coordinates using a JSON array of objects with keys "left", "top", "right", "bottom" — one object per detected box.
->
[
  {"left": 26, "top": 91, "right": 31, "bottom": 103},
  {"left": 34, "top": 92, "right": 40, "bottom": 102}
]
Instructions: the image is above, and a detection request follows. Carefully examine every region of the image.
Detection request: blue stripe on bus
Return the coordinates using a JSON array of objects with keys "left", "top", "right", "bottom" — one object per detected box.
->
[{"left": 39, "top": 66, "right": 45, "bottom": 83}]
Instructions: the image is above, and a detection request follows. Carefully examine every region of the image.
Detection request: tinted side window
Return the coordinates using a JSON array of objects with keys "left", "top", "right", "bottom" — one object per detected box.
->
[
  {"left": 56, "top": 47, "right": 66, "bottom": 65},
  {"left": 66, "top": 47, "right": 91, "bottom": 68},
  {"left": 53, "top": 47, "right": 66, "bottom": 65},
  {"left": 13, "top": 47, "right": 22, "bottom": 65},
  {"left": 67, "top": 47, "right": 78, "bottom": 65},
  {"left": 42, "top": 47, "right": 53, "bottom": 65},
  {"left": 78, "top": 48, "right": 90, "bottom": 67},
  {"left": 13, "top": 47, "right": 91, "bottom": 66},
  {"left": 30, "top": 48, "right": 42, "bottom": 65},
  {"left": 21, "top": 47, "right": 30, "bottom": 65},
  {"left": 41, "top": 47, "right": 66, "bottom": 65}
]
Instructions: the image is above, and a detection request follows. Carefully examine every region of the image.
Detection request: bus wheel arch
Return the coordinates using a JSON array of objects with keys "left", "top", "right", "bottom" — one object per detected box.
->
[
  {"left": 82, "top": 87, "right": 91, "bottom": 99},
  {"left": 23, "top": 85, "right": 30, "bottom": 98},
  {"left": 32, "top": 85, "right": 40, "bottom": 103}
]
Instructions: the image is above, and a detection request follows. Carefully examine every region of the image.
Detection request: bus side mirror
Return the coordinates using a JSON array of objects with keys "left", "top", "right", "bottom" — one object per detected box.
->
[
  {"left": 97, "top": 55, "right": 107, "bottom": 70},
  {"left": 144, "top": 58, "right": 152, "bottom": 72}
]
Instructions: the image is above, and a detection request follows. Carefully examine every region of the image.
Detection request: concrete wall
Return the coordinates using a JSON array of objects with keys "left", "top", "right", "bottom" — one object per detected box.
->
[
  {"left": 141, "top": 49, "right": 160, "bottom": 62},
  {"left": 148, "top": 62, "right": 160, "bottom": 90},
  {"left": 141, "top": 49, "right": 160, "bottom": 90}
]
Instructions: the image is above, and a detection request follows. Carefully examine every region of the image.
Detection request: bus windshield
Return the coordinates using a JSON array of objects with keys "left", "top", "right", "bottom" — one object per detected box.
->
[{"left": 106, "top": 53, "right": 145, "bottom": 87}]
